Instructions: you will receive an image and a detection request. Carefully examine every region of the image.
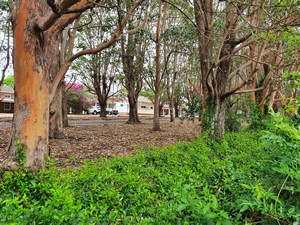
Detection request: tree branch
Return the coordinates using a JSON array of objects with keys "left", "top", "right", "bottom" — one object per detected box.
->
[
  {"left": 49, "top": 0, "right": 146, "bottom": 102},
  {"left": 37, "top": 0, "right": 90, "bottom": 31},
  {"left": 221, "top": 69, "right": 259, "bottom": 100}
]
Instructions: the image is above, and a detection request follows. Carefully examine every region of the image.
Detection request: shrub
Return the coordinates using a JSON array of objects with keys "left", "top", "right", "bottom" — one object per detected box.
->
[{"left": 0, "top": 122, "right": 298, "bottom": 224}]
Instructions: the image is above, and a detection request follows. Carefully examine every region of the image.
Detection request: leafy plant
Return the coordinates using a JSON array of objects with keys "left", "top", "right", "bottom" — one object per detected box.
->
[{"left": 0, "top": 124, "right": 299, "bottom": 224}]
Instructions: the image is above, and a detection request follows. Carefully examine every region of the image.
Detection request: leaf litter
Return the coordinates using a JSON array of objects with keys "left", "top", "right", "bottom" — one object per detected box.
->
[{"left": 0, "top": 120, "right": 201, "bottom": 168}]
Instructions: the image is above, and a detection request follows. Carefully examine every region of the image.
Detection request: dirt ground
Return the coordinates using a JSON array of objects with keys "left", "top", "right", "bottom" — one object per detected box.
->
[{"left": 0, "top": 119, "right": 201, "bottom": 168}]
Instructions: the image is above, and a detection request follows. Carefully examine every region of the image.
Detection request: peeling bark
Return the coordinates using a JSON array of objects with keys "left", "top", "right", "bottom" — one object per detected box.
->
[{"left": 3, "top": 0, "right": 51, "bottom": 170}]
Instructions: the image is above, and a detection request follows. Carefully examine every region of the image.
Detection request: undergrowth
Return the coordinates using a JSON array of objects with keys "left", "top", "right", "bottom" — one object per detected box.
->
[{"left": 0, "top": 114, "right": 299, "bottom": 224}]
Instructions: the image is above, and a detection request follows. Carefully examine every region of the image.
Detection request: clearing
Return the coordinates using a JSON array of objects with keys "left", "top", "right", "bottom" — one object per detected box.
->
[{"left": 0, "top": 117, "right": 201, "bottom": 168}]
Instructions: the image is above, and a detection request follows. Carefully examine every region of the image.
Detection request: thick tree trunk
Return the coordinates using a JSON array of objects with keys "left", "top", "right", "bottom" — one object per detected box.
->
[
  {"left": 126, "top": 89, "right": 140, "bottom": 124},
  {"left": 99, "top": 100, "right": 107, "bottom": 117},
  {"left": 2, "top": 1, "right": 51, "bottom": 170}
]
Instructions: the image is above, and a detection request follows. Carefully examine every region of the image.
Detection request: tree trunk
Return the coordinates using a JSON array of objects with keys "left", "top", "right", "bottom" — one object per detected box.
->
[
  {"left": 153, "top": 91, "right": 161, "bottom": 131},
  {"left": 49, "top": 82, "right": 64, "bottom": 139},
  {"left": 126, "top": 88, "right": 140, "bottom": 124},
  {"left": 62, "top": 85, "right": 69, "bottom": 127},
  {"left": 49, "top": 30, "right": 63, "bottom": 139},
  {"left": 193, "top": 0, "right": 214, "bottom": 127},
  {"left": 152, "top": 0, "right": 167, "bottom": 131},
  {"left": 211, "top": 2, "right": 246, "bottom": 138},
  {"left": 159, "top": 102, "right": 164, "bottom": 117},
  {"left": 212, "top": 98, "right": 226, "bottom": 139},
  {"left": 169, "top": 101, "right": 174, "bottom": 122},
  {"left": 119, "top": 1, "right": 145, "bottom": 125},
  {"left": 174, "top": 101, "right": 180, "bottom": 117},
  {"left": 99, "top": 100, "right": 107, "bottom": 117},
  {"left": 2, "top": 1, "right": 52, "bottom": 170}
]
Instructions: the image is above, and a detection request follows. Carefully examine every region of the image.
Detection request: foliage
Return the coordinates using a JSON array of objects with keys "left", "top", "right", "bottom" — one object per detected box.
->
[
  {"left": 2, "top": 75, "right": 14, "bottom": 87},
  {"left": 239, "top": 110, "right": 300, "bottom": 224},
  {"left": 66, "top": 83, "right": 91, "bottom": 114},
  {"left": 181, "top": 96, "right": 201, "bottom": 120},
  {"left": 14, "top": 140, "right": 26, "bottom": 167},
  {"left": 1, "top": 116, "right": 299, "bottom": 224},
  {"left": 139, "top": 89, "right": 155, "bottom": 102},
  {"left": 225, "top": 106, "right": 241, "bottom": 132}
]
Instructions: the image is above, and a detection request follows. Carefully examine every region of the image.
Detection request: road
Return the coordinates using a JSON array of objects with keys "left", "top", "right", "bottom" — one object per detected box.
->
[{"left": 0, "top": 118, "right": 173, "bottom": 128}]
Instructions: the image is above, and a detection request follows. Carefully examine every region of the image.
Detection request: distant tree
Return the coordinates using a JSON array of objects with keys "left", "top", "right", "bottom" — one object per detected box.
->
[
  {"left": 66, "top": 83, "right": 86, "bottom": 114},
  {"left": 0, "top": 1, "right": 12, "bottom": 86},
  {"left": 73, "top": 8, "right": 122, "bottom": 117},
  {"left": 118, "top": 0, "right": 149, "bottom": 124},
  {"left": 2, "top": 75, "right": 14, "bottom": 87}
]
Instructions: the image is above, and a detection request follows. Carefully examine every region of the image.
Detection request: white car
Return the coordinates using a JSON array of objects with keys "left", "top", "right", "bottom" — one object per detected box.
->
[{"left": 87, "top": 106, "right": 100, "bottom": 115}]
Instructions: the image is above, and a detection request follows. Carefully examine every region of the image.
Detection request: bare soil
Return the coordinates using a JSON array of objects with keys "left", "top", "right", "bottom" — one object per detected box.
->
[{"left": 0, "top": 120, "right": 201, "bottom": 168}]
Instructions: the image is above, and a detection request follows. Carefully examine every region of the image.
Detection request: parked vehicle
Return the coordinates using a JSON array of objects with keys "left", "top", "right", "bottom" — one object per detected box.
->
[
  {"left": 106, "top": 108, "right": 119, "bottom": 115},
  {"left": 87, "top": 106, "right": 100, "bottom": 115},
  {"left": 87, "top": 106, "right": 118, "bottom": 115}
]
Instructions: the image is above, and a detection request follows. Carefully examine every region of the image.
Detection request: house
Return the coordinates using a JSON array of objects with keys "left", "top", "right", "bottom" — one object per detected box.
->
[
  {"left": 109, "top": 96, "right": 170, "bottom": 116},
  {"left": 91, "top": 95, "right": 170, "bottom": 116},
  {"left": 0, "top": 86, "right": 14, "bottom": 113}
]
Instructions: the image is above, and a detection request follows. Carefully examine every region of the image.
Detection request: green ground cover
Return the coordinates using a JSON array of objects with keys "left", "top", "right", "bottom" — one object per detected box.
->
[{"left": 0, "top": 114, "right": 299, "bottom": 224}]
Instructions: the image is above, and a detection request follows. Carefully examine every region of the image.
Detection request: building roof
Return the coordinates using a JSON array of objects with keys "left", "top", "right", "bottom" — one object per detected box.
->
[
  {"left": 138, "top": 96, "right": 153, "bottom": 103},
  {"left": 1, "top": 98, "right": 14, "bottom": 103},
  {"left": 0, "top": 86, "right": 14, "bottom": 94}
]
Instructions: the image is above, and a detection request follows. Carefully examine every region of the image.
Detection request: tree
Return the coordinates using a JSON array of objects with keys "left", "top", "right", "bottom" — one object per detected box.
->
[
  {"left": 190, "top": 0, "right": 300, "bottom": 138},
  {"left": 0, "top": 1, "right": 12, "bottom": 86},
  {"left": 152, "top": 0, "right": 168, "bottom": 131},
  {"left": 2, "top": 0, "right": 147, "bottom": 171},
  {"left": 2, "top": 75, "right": 14, "bottom": 87},
  {"left": 73, "top": 9, "right": 121, "bottom": 117},
  {"left": 193, "top": 0, "right": 214, "bottom": 125},
  {"left": 49, "top": 18, "right": 80, "bottom": 138},
  {"left": 118, "top": 0, "right": 149, "bottom": 124},
  {"left": 65, "top": 83, "right": 87, "bottom": 114}
]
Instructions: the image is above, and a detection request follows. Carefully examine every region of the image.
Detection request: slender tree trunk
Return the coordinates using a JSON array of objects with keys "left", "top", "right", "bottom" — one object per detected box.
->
[
  {"left": 59, "top": 19, "right": 79, "bottom": 127},
  {"left": 193, "top": 0, "right": 214, "bottom": 127},
  {"left": 152, "top": 0, "right": 167, "bottom": 131},
  {"left": 153, "top": 92, "right": 161, "bottom": 130},
  {"left": 174, "top": 101, "right": 180, "bottom": 117},
  {"left": 62, "top": 84, "right": 69, "bottom": 127},
  {"left": 49, "top": 82, "right": 64, "bottom": 139},
  {"left": 169, "top": 101, "right": 174, "bottom": 122},
  {"left": 248, "top": 44, "right": 257, "bottom": 103},
  {"left": 49, "top": 36, "right": 63, "bottom": 139}
]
